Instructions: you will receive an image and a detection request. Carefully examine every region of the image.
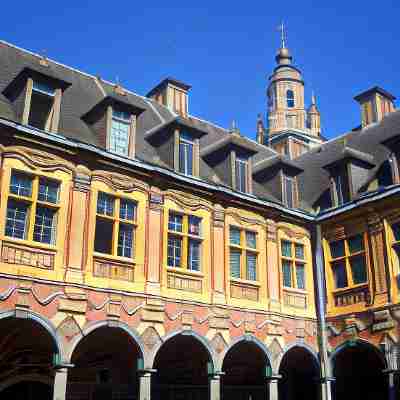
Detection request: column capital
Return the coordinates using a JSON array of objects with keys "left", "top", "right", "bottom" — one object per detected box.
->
[
  {"left": 265, "top": 374, "right": 282, "bottom": 381},
  {"left": 138, "top": 368, "right": 157, "bottom": 377}
]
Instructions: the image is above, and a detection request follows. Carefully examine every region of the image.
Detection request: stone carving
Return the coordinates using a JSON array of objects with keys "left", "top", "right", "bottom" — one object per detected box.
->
[
  {"left": 213, "top": 204, "right": 225, "bottom": 228},
  {"left": 211, "top": 333, "right": 227, "bottom": 354},
  {"left": 141, "top": 326, "right": 161, "bottom": 350},
  {"left": 164, "top": 190, "right": 213, "bottom": 212},
  {"left": 93, "top": 259, "right": 134, "bottom": 281},
  {"left": 57, "top": 316, "right": 82, "bottom": 342},
  {"left": 268, "top": 338, "right": 283, "bottom": 363},
  {"left": 371, "top": 309, "right": 394, "bottom": 332},
  {"left": 2, "top": 242, "right": 55, "bottom": 270},
  {"left": 92, "top": 170, "right": 148, "bottom": 193},
  {"left": 73, "top": 165, "right": 91, "bottom": 192},
  {"left": 167, "top": 273, "right": 202, "bottom": 293},
  {"left": 230, "top": 282, "right": 259, "bottom": 301},
  {"left": 333, "top": 286, "right": 370, "bottom": 307},
  {"left": 283, "top": 290, "right": 307, "bottom": 309}
]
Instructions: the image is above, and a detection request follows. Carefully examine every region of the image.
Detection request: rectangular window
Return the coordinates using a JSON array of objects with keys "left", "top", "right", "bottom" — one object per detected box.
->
[
  {"left": 329, "top": 233, "right": 368, "bottom": 290},
  {"left": 28, "top": 80, "right": 57, "bottom": 131},
  {"left": 280, "top": 240, "right": 306, "bottom": 290},
  {"left": 167, "top": 212, "right": 202, "bottom": 271},
  {"left": 283, "top": 175, "right": 297, "bottom": 208},
  {"left": 5, "top": 170, "right": 60, "bottom": 245},
  {"left": 229, "top": 226, "right": 258, "bottom": 281},
  {"left": 179, "top": 132, "right": 194, "bottom": 176},
  {"left": 333, "top": 174, "right": 344, "bottom": 205},
  {"left": 109, "top": 109, "right": 131, "bottom": 156},
  {"left": 94, "top": 192, "right": 137, "bottom": 258},
  {"left": 235, "top": 157, "right": 248, "bottom": 193}
]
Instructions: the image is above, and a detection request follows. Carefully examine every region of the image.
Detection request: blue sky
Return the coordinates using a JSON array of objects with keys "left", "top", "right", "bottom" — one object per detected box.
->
[{"left": 2, "top": 1, "right": 399, "bottom": 140}]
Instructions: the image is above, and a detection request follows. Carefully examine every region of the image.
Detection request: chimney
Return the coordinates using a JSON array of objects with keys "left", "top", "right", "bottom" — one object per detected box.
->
[
  {"left": 354, "top": 86, "right": 396, "bottom": 128},
  {"left": 146, "top": 78, "right": 191, "bottom": 117}
]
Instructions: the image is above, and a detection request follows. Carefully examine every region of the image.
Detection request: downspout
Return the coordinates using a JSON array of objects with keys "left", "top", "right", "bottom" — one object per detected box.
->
[{"left": 314, "top": 224, "right": 334, "bottom": 400}]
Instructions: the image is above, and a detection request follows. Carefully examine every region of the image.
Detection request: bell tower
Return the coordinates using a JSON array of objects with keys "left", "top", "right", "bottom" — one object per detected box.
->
[
  {"left": 267, "top": 23, "right": 306, "bottom": 134},
  {"left": 263, "top": 23, "right": 324, "bottom": 158}
]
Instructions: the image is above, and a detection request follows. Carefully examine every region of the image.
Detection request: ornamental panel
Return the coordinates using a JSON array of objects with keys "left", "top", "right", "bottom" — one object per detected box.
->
[
  {"left": 230, "top": 282, "right": 259, "bottom": 301},
  {"left": 93, "top": 258, "right": 134, "bottom": 281},
  {"left": 1, "top": 242, "right": 55, "bottom": 270},
  {"left": 167, "top": 273, "right": 202, "bottom": 293},
  {"left": 283, "top": 290, "right": 307, "bottom": 308}
]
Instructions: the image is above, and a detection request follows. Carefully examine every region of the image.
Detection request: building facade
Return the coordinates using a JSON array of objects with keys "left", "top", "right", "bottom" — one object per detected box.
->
[{"left": 0, "top": 39, "right": 398, "bottom": 400}]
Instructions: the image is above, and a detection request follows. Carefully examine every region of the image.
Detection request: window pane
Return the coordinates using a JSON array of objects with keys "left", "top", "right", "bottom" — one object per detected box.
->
[
  {"left": 5, "top": 199, "right": 29, "bottom": 239},
  {"left": 330, "top": 240, "right": 345, "bottom": 259},
  {"left": 281, "top": 240, "right": 292, "bottom": 257},
  {"left": 235, "top": 159, "right": 247, "bottom": 192},
  {"left": 332, "top": 260, "right": 348, "bottom": 288},
  {"left": 282, "top": 260, "right": 292, "bottom": 287},
  {"left": 230, "top": 250, "right": 241, "bottom": 278},
  {"left": 348, "top": 235, "right": 364, "bottom": 254},
  {"left": 246, "top": 231, "right": 257, "bottom": 249},
  {"left": 286, "top": 90, "right": 295, "bottom": 108},
  {"left": 285, "top": 177, "right": 294, "bottom": 208},
  {"left": 246, "top": 252, "right": 257, "bottom": 281},
  {"left": 110, "top": 119, "right": 130, "bottom": 156},
  {"left": 188, "top": 216, "right": 201, "bottom": 236},
  {"left": 167, "top": 235, "right": 182, "bottom": 267},
  {"left": 97, "top": 192, "right": 114, "bottom": 216},
  {"left": 350, "top": 255, "right": 367, "bottom": 284},
  {"left": 180, "top": 131, "right": 193, "bottom": 142},
  {"left": 120, "top": 199, "right": 136, "bottom": 221},
  {"left": 334, "top": 174, "right": 344, "bottom": 205},
  {"left": 38, "top": 178, "right": 59, "bottom": 204},
  {"left": 230, "top": 227, "right": 241, "bottom": 245},
  {"left": 94, "top": 218, "right": 113, "bottom": 254},
  {"left": 10, "top": 171, "right": 33, "bottom": 197},
  {"left": 188, "top": 239, "right": 201, "bottom": 271},
  {"left": 296, "top": 263, "right": 305, "bottom": 289},
  {"left": 168, "top": 213, "right": 183, "bottom": 232},
  {"left": 33, "top": 81, "right": 55, "bottom": 96},
  {"left": 112, "top": 109, "right": 130, "bottom": 120},
  {"left": 393, "top": 223, "right": 400, "bottom": 242},
  {"left": 295, "top": 244, "right": 304, "bottom": 260},
  {"left": 117, "top": 223, "right": 134, "bottom": 258},
  {"left": 179, "top": 142, "right": 193, "bottom": 176},
  {"left": 33, "top": 206, "right": 56, "bottom": 244}
]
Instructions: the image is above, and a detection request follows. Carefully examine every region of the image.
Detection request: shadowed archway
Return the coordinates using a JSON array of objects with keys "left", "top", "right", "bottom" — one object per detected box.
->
[
  {"left": 332, "top": 340, "right": 387, "bottom": 400},
  {"left": 221, "top": 339, "right": 271, "bottom": 400},
  {"left": 278, "top": 345, "right": 319, "bottom": 400},
  {"left": 152, "top": 332, "right": 213, "bottom": 400}
]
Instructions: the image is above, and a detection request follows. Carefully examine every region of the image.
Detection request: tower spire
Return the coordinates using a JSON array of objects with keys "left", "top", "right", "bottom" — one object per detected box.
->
[{"left": 278, "top": 21, "right": 286, "bottom": 49}]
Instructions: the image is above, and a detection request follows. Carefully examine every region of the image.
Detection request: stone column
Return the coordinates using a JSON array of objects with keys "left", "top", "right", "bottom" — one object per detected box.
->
[
  {"left": 209, "top": 372, "right": 223, "bottom": 400},
  {"left": 53, "top": 367, "right": 68, "bottom": 400},
  {"left": 138, "top": 369, "right": 156, "bottom": 400},
  {"left": 319, "top": 378, "right": 334, "bottom": 400},
  {"left": 266, "top": 376, "right": 280, "bottom": 400},
  {"left": 65, "top": 166, "right": 91, "bottom": 284},
  {"left": 146, "top": 190, "right": 164, "bottom": 296},
  {"left": 212, "top": 205, "right": 226, "bottom": 304}
]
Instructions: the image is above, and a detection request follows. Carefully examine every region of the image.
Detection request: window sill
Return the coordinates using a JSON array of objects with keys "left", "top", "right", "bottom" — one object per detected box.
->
[
  {"left": 283, "top": 287, "right": 307, "bottom": 295},
  {"left": 230, "top": 277, "right": 260, "bottom": 287},
  {"left": 331, "top": 283, "right": 368, "bottom": 295},
  {"left": 166, "top": 266, "right": 204, "bottom": 278},
  {"left": 93, "top": 252, "right": 136, "bottom": 266},
  {"left": 1, "top": 237, "right": 57, "bottom": 253}
]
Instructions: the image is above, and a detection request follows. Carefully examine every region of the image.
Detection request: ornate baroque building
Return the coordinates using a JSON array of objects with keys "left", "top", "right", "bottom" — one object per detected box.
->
[{"left": 0, "top": 38, "right": 399, "bottom": 400}]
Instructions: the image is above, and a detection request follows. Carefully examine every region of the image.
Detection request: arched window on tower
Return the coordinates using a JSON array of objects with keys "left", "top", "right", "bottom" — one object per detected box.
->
[{"left": 286, "top": 89, "right": 295, "bottom": 108}]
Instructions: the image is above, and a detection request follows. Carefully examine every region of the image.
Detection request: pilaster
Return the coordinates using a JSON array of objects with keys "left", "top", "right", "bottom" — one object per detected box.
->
[
  {"left": 212, "top": 204, "right": 226, "bottom": 304},
  {"left": 65, "top": 166, "right": 91, "bottom": 284},
  {"left": 146, "top": 189, "right": 164, "bottom": 296},
  {"left": 266, "top": 219, "right": 281, "bottom": 311}
]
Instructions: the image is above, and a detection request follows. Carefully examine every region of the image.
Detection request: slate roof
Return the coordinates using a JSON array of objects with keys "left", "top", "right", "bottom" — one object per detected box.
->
[{"left": 0, "top": 40, "right": 398, "bottom": 215}]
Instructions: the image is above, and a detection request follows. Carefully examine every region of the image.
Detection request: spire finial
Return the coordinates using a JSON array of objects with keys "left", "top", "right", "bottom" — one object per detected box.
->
[
  {"left": 278, "top": 21, "right": 286, "bottom": 48},
  {"left": 311, "top": 90, "right": 316, "bottom": 105}
]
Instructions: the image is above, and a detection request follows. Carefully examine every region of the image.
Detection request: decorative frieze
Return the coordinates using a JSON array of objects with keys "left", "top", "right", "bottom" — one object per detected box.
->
[
  {"left": 167, "top": 273, "right": 202, "bottom": 293},
  {"left": 2, "top": 242, "right": 55, "bottom": 270},
  {"left": 283, "top": 290, "right": 307, "bottom": 309},
  {"left": 93, "top": 259, "right": 134, "bottom": 281},
  {"left": 230, "top": 282, "right": 259, "bottom": 301},
  {"left": 372, "top": 309, "right": 395, "bottom": 332}
]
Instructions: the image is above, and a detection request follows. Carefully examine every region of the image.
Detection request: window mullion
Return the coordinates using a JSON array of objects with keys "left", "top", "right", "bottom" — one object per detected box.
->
[
  {"left": 112, "top": 198, "right": 120, "bottom": 256},
  {"left": 344, "top": 240, "right": 354, "bottom": 287},
  {"left": 182, "top": 216, "right": 189, "bottom": 269},
  {"left": 27, "top": 177, "right": 39, "bottom": 241}
]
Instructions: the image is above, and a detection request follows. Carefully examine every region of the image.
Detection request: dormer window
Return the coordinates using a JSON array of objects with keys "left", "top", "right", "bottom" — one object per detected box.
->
[
  {"left": 179, "top": 131, "right": 194, "bottom": 176},
  {"left": 282, "top": 174, "right": 298, "bottom": 208},
  {"left": 28, "top": 79, "right": 60, "bottom": 132},
  {"left": 286, "top": 89, "right": 295, "bottom": 108},
  {"left": 109, "top": 109, "right": 131, "bottom": 156},
  {"left": 235, "top": 157, "right": 249, "bottom": 193},
  {"left": 389, "top": 154, "right": 400, "bottom": 184},
  {"left": 331, "top": 169, "right": 350, "bottom": 207}
]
